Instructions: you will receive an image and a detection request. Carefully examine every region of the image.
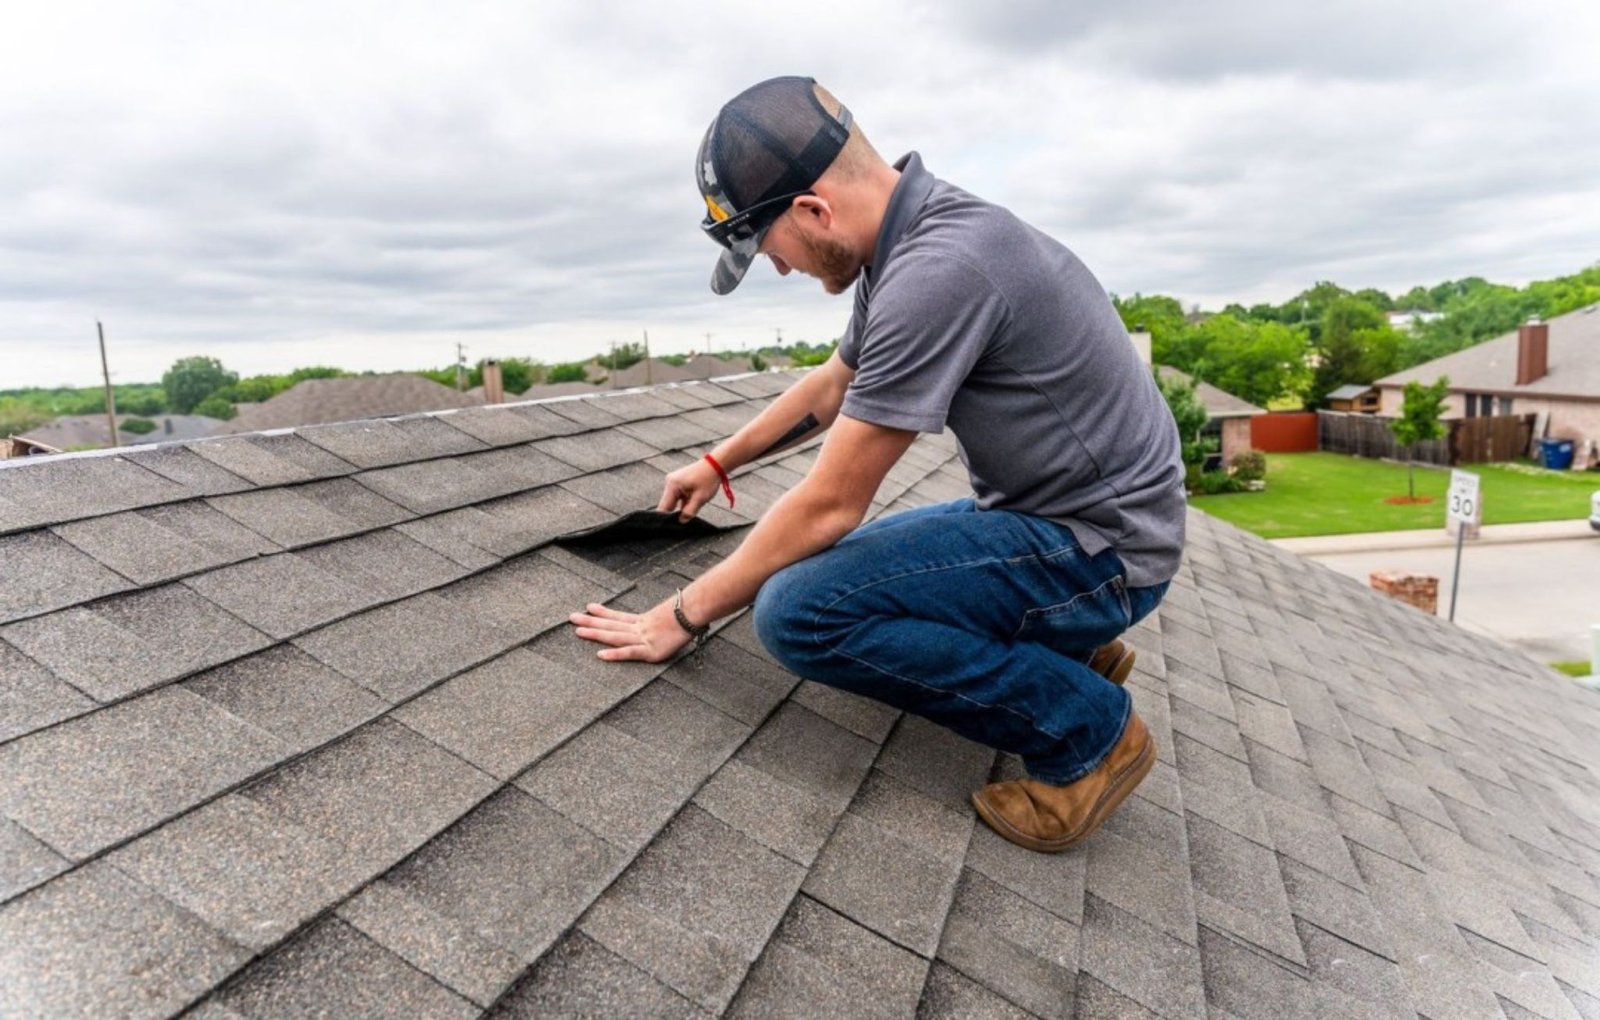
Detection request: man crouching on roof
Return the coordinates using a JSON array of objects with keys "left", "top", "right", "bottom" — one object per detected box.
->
[{"left": 571, "top": 77, "right": 1185, "bottom": 854}]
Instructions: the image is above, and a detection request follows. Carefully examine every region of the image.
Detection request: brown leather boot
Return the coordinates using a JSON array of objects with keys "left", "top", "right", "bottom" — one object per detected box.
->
[
  {"left": 971, "top": 712, "right": 1154, "bottom": 853},
  {"left": 1089, "top": 639, "right": 1135, "bottom": 686}
]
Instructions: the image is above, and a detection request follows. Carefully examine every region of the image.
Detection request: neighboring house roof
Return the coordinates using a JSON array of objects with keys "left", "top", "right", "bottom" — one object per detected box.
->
[
  {"left": 2, "top": 372, "right": 1600, "bottom": 1017},
  {"left": 518, "top": 380, "right": 606, "bottom": 400},
  {"left": 18, "top": 415, "right": 224, "bottom": 450},
  {"left": 1376, "top": 304, "right": 1600, "bottom": 398},
  {"left": 1325, "top": 384, "right": 1377, "bottom": 401},
  {"left": 218, "top": 375, "right": 484, "bottom": 434},
  {"left": 1157, "top": 366, "right": 1267, "bottom": 418}
]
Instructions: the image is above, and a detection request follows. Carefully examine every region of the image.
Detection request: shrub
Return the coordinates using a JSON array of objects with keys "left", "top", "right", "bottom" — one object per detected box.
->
[
  {"left": 192, "top": 395, "right": 237, "bottom": 420},
  {"left": 1229, "top": 449, "right": 1267, "bottom": 482},
  {"left": 119, "top": 417, "right": 158, "bottom": 435},
  {"left": 546, "top": 362, "right": 589, "bottom": 384},
  {"left": 1194, "top": 471, "right": 1245, "bottom": 496}
]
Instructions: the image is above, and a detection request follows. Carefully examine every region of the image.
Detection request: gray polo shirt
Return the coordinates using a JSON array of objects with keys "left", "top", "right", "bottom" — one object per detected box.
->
[{"left": 838, "top": 153, "right": 1185, "bottom": 587}]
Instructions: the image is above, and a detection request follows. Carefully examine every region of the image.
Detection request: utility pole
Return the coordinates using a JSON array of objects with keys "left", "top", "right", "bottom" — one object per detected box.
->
[
  {"left": 455, "top": 342, "right": 469, "bottom": 392},
  {"left": 609, "top": 342, "right": 617, "bottom": 389},
  {"left": 97, "top": 320, "right": 119, "bottom": 448},
  {"left": 643, "top": 329, "right": 652, "bottom": 385}
]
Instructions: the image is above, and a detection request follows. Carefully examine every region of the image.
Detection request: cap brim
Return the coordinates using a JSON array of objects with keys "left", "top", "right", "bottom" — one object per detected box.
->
[{"left": 709, "top": 228, "right": 766, "bottom": 295}]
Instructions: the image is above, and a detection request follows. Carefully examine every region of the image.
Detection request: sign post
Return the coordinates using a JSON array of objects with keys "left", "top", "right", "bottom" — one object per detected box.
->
[{"left": 1445, "top": 469, "right": 1480, "bottom": 622}]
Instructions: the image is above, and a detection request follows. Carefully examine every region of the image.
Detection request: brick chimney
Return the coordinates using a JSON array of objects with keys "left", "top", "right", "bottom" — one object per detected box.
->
[
  {"left": 482, "top": 360, "right": 505, "bottom": 404},
  {"left": 1516, "top": 317, "right": 1549, "bottom": 385}
]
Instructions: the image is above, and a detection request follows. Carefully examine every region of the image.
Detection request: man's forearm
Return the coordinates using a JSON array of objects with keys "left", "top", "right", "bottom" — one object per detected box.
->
[
  {"left": 678, "top": 481, "right": 861, "bottom": 624},
  {"left": 707, "top": 361, "right": 848, "bottom": 471}
]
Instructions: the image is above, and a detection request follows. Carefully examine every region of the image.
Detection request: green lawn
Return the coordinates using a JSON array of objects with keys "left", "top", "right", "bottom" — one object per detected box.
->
[{"left": 1193, "top": 452, "right": 1596, "bottom": 539}]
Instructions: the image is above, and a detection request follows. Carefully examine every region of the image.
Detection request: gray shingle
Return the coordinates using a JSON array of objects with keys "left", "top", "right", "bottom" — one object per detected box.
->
[
  {"left": 916, "top": 962, "right": 1036, "bottom": 1019},
  {"left": 790, "top": 680, "right": 901, "bottom": 744},
  {"left": 1197, "top": 925, "right": 1366, "bottom": 1020},
  {"left": 558, "top": 460, "right": 674, "bottom": 515},
  {"left": 964, "top": 821, "right": 1088, "bottom": 926},
  {"left": 581, "top": 805, "right": 805, "bottom": 1011},
  {"left": 0, "top": 531, "right": 131, "bottom": 623},
  {"left": 1260, "top": 791, "right": 1362, "bottom": 889},
  {"left": 295, "top": 528, "right": 468, "bottom": 601},
  {"left": 729, "top": 896, "right": 928, "bottom": 1020},
  {"left": 1230, "top": 686, "right": 1307, "bottom": 763},
  {"left": 238, "top": 717, "right": 497, "bottom": 872},
  {"left": 424, "top": 486, "right": 609, "bottom": 558},
  {"left": 1078, "top": 894, "right": 1205, "bottom": 1020},
  {"left": 119, "top": 444, "right": 253, "bottom": 496},
  {"left": 393, "top": 646, "right": 621, "bottom": 780},
  {"left": 1246, "top": 736, "right": 1332, "bottom": 818},
  {"left": 0, "top": 641, "right": 93, "bottom": 743},
  {"left": 534, "top": 429, "right": 661, "bottom": 473},
  {"left": 489, "top": 931, "right": 701, "bottom": 1019},
  {"left": 0, "top": 685, "right": 288, "bottom": 859},
  {"left": 875, "top": 714, "right": 997, "bottom": 812},
  {"left": 515, "top": 721, "right": 699, "bottom": 854},
  {"left": 1171, "top": 692, "right": 1248, "bottom": 763},
  {"left": 206, "top": 486, "right": 362, "bottom": 548},
  {"left": 189, "top": 435, "right": 324, "bottom": 486},
  {"left": 504, "top": 401, "right": 585, "bottom": 436},
  {"left": 735, "top": 702, "right": 879, "bottom": 815},
  {"left": 936, "top": 869, "right": 1079, "bottom": 1020},
  {"left": 0, "top": 817, "right": 68, "bottom": 902},
  {"left": 105, "top": 793, "right": 365, "bottom": 950},
  {"left": 541, "top": 396, "right": 628, "bottom": 429},
  {"left": 433, "top": 405, "right": 556, "bottom": 447},
  {"left": 292, "top": 476, "right": 412, "bottom": 531},
  {"left": 432, "top": 554, "right": 595, "bottom": 645},
  {"left": 1276, "top": 853, "right": 1396, "bottom": 963},
  {"left": 340, "top": 788, "right": 621, "bottom": 1005},
  {"left": 1070, "top": 974, "right": 1166, "bottom": 1020},
  {"left": 803, "top": 807, "right": 961, "bottom": 958},
  {"left": 388, "top": 413, "right": 499, "bottom": 456},
  {"left": 0, "top": 454, "right": 188, "bottom": 526},
  {"left": 1086, "top": 799, "right": 1199, "bottom": 948},
  {"left": 1186, "top": 811, "right": 1305, "bottom": 965},
  {"left": 661, "top": 638, "right": 796, "bottom": 726},
  {"left": 184, "top": 553, "right": 376, "bottom": 639},
  {"left": 56, "top": 501, "right": 272, "bottom": 589},
  {"left": 1295, "top": 919, "right": 1417, "bottom": 1019},
  {"left": 394, "top": 513, "right": 503, "bottom": 569},
  {"left": 692, "top": 758, "right": 840, "bottom": 867},
  {"left": 182, "top": 645, "right": 386, "bottom": 755},
  {"left": 603, "top": 678, "right": 753, "bottom": 778},
  {"left": 292, "top": 591, "right": 508, "bottom": 702},
  {"left": 1, "top": 584, "right": 274, "bottom": 702},
  {"left": 463, "top": 443, "right": 583, "bottom": 490},
  {"left": 242, "top": 433, "right": 359, "bottom": 478},
  {"left": 354, "top": 457, "right": 515, "bottom": 515},
  {"left": 1329, "top": 794, "right": 1422, "bottom": 869},
  {"left": 0, "top": 861, "right": 248, "bottom": 1019},
  {"left": 584, "top": 390, "right": 685, "bottom": 422},
  {"left": 296, "top": 418, "right": 438, "bottom": 468},
  {"left": 215, "top": 917, "right": 477, "bottom": 1019},
  {"left": 615, "top": 414, "right": 723, "bottom": 453}
]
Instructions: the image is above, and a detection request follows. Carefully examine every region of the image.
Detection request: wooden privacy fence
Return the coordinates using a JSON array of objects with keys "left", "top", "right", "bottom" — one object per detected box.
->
[{"left": 1316, "top": 411, "right": 1534, "bottom": 466}]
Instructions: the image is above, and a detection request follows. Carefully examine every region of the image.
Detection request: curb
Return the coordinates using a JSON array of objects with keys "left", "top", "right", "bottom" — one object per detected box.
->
[{"left": 1271, "top": 519, "right": 1596, "bottom": 557}]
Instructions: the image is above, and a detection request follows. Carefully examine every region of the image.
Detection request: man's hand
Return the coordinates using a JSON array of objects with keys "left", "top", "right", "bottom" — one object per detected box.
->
[
  {"left": 569, "top": 600, "right": 693, "bottom": 663},
  {"left": 658, "top": 458, "right": 723, "bottom": 522}
]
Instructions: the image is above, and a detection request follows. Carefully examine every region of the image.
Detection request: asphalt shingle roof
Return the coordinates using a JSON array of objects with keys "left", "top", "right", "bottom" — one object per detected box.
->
[
  {"left": 3, "top": 370, "right": 1600, "bottom": 1018},
  {"left": 1377, "top": 302, "right": 1600, "bottom": 398}
]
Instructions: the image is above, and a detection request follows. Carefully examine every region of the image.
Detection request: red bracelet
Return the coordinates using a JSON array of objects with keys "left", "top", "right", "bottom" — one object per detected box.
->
[{"left": 704, "top": 453, "right": 735, "bottom": 509}]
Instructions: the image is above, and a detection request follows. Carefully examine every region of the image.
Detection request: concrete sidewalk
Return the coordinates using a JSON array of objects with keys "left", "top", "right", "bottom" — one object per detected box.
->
[
  {"left": 1271, "top": 518, "right": 1600, "bottom": 665},
  {"left": 1272, "top": 518, "right": 1595, "bottom": 556}
]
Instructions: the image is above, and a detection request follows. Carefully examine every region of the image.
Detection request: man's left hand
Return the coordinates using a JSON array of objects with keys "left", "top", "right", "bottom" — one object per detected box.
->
[{"left": 569, "top": 601, "right": 692, "bottom": 663}]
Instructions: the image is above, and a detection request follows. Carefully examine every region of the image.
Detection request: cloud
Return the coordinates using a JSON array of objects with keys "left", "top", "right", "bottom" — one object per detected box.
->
[{"left": 0, "top": 0, "right": 1597, "bottom": 387}]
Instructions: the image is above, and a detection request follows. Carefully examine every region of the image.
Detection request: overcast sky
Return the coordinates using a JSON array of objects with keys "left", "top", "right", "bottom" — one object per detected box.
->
[{"left": 3, "top": 0, "right": 1596, "bottom": 389}]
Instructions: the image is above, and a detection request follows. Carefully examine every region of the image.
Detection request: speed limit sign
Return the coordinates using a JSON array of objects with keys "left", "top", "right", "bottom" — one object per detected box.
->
[{"left": 1447, "top": 470, "right": 1480, "bottom": 525}]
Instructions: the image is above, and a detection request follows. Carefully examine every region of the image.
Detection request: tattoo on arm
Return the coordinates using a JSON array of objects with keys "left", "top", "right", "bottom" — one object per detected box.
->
[{"left": 755, "top": 413, "right": 821, "bottom": 459}]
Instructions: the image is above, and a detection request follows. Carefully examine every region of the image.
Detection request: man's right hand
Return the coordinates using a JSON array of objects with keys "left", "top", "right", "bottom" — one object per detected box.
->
[{"left": 659, "top": 457, "right": 724, "bottom": 522}]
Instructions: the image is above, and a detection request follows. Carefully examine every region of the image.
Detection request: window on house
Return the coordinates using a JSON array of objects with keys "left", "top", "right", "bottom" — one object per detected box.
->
[
  {"left": 1465, "top": 394, "right": 1478, "bottom": 417},
  {"left": 1499, "top": 397, "right": 1514, "bottom": 415}
]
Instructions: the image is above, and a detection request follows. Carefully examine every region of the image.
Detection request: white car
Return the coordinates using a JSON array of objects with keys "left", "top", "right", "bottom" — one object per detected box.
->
[{"left": 1591, "top": 490, "right": 1600, "bottom": 532}]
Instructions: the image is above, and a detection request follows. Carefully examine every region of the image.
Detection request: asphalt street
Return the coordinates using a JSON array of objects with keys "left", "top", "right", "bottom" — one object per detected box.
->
[{"left": 1275, "top": 522, "right": 1600, "bottom": 668}]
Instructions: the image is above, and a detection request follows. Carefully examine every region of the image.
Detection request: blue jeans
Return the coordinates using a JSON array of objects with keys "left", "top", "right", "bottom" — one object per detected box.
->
[{"left": 753, "top": 499, "right": 1168, "bottom": 784}]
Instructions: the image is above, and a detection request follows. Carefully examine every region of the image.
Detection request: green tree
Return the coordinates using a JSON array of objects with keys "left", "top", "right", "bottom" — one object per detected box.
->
[
  {"left": 118, "top": 389, "right": 167, "bottom": 415},
  {"left": 1187, "top": 315, "right": 1312, "bottom": 409},
  {"left": 192, "top": 394, "right": 237, "bottom": 420},
  {"left": 1155, "top": 369, "right": 1209, "bottom": 467},
  {"left": 546, "top": 362, "right": 589, "bottom": 384},
  {"left": 119, "top": 417, "right": 158, "bottom": 435},
  {"left": 0, "top": 397, "right": 48, "bottom": 436},
  {"left": 475, "top": 357, "right": 535, "bottom": 394},
  {"left": 749, "top": 352, "right": 768, "bottom": 372},
  {"left": 1113, "top": 293, "right": 1190, "bottom": 366},
  {"left": 1389, "top": 376, "right": 1450, "bottom": 499},
  {"left": 790, "top": 341, "right": 837, "bottom": 367},
  {"left": 598, "top": 342, "right": 646, "bottom": 372},
  {"left": 162, "top": 356, "right": 238, "bottom": 414},
  {"left": 1310, "top": 296, "right": 1388, "bottom": 405}
]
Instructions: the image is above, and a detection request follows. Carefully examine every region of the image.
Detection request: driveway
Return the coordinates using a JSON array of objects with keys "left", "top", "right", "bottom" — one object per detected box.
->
[{"left": 1273, "top": 520, "right": 1599, "bottom": 668}]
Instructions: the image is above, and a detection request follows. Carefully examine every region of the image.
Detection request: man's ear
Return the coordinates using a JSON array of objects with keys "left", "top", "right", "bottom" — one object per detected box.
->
[{"left": 792, "top": 193, "right": 834, "bottom": 229}]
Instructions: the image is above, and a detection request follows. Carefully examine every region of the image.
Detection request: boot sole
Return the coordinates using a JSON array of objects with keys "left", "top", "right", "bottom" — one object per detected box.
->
[{"left": 971, "top": 729, "right": 1156, "bottom": 853}]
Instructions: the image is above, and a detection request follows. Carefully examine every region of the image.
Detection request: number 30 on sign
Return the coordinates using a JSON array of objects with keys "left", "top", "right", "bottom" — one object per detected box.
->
[{"left": 1447, "top": 469, "right": 1480, "bottom": 526}]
